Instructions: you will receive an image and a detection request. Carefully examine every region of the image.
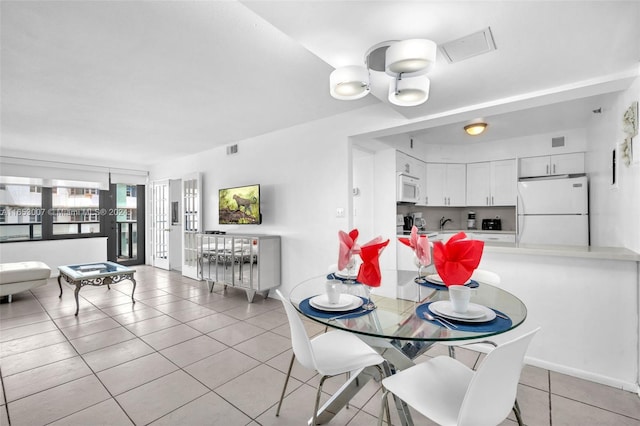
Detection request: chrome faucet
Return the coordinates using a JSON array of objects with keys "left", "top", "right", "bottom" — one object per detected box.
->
[{"left": 439, "top": 216, "right": 452, "bottom": 231}]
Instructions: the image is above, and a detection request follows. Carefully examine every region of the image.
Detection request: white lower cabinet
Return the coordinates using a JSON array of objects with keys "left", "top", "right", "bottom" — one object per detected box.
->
[{"left": 469, "top": 232, "right": 516, "bottom": 243}]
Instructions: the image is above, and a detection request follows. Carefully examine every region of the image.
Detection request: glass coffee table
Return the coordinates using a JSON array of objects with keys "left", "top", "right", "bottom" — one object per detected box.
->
[{"left": 57, "top": 261, "right": 136, "bottom": 316}]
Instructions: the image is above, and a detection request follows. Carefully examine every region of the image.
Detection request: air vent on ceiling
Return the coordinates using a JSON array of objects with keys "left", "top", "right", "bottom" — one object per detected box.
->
[
  {"left": 552, "top": 137, "right": 565, "bottom": 148},
  {"left": 226, "top": 144, "right": 238, "bottom": 155},
  {"left": 439, "top": 27, "right": 497, "bottom": 63}
]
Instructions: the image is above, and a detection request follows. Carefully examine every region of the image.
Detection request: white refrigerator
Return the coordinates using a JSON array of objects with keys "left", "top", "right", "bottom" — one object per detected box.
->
[{"left": 517, "top": 175, "right": 589, "bottom": 246}]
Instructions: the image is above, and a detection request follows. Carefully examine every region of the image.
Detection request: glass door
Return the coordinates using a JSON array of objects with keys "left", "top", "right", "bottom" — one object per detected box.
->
[
  {"left": 106, "top": 183, "right": 145, "bottom": 266},
  {"left": 151, "top": 179, "right": 170, "bottom": 270},
  {"left": 182, "top": 173, "right": 201, "bottom": 279}
]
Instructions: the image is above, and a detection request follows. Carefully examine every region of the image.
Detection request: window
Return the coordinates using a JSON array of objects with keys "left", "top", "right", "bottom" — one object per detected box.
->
[
  {"left": 0, "top": 182, "right": 103, "bottom": 241},
  {"left": 52, "top": 186, "right": 101, "bottom": 235},
  {"left": 126, "top": 185, "right": 137, "bottom": 197},
  {"left": 0, "top": 183, "right": 43, "bottom": 241}
]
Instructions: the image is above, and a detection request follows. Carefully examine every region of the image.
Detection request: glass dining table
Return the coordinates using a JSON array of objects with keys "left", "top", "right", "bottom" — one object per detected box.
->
[{"left": 288, "top": 270, "right": 527, "bottom": 425}]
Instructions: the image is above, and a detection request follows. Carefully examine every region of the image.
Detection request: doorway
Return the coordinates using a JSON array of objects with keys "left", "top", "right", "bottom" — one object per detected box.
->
[{"left": 106, "top": 183, "right": 145, "bottom": 266}]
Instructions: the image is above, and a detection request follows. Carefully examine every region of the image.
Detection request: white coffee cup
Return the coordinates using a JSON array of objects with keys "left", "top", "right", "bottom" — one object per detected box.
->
[
  {"left": 325, "top": 279, "right": 342, "bottom": 304},
  {"left": 449, "top": 285, "right": 471, "bottom": 313}
]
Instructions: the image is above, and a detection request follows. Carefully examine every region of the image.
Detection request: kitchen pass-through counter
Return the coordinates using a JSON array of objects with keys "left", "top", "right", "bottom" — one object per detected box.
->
[{"left": 395, "top": 236, "right": 639, "bottom": 392}]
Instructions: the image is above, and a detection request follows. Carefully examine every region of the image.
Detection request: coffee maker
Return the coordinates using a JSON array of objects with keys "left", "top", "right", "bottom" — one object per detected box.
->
[
  {"left": 467, "top": 211, "right": 477, "bottom": 230},
  {"left": 412, "top": 212, "right": 426, "bottom": 231}
]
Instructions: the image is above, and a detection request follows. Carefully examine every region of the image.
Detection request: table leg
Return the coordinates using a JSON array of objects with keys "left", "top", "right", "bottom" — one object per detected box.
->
[
  {"left": 57, "top": 275, "right": 63, "bottom": 298},
  {"left": 130, "top": 277, "right": 136, "bottom": 303},
  {"left": 74, "top": 283, "right": 81, "bottom": 316}
]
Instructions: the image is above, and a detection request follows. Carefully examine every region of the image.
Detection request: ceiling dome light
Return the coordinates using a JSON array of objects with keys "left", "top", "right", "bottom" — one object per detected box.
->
[
  {"left": 329, "top": 66, "right": 370, "bottom": 100},
  {"left": 388, "top": 75, "right": 430, "bottom": 107},
  {"left": 385, "top": 39, "right": 437, "bottom": 77},
  {"left": 464, "top": 122, "right": 488, "bottom": 136}
]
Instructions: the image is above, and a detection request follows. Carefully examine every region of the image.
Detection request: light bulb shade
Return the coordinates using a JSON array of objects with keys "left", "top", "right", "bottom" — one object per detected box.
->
[
  {"left": 464, "top": 123, "right": 488, "bottom": 136},
  {"left": 330, "top": 66, "right": 370, "bottom": 100},
  {"left": 388, "top": 75, "right": 430, "bottom": 107},
  {"left": 385, "top": 39, "right": 437, "bottom": 77}
]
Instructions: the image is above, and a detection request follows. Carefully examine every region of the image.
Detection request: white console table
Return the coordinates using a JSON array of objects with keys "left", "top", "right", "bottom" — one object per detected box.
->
[{"left": 197, "top": 233, "right": 281, "bottom": 302}]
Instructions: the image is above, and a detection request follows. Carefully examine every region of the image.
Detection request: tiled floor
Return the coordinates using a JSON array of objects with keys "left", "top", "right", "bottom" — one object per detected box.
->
[{"left": 1, "top": 266, "right": 639, "bottom": 425}]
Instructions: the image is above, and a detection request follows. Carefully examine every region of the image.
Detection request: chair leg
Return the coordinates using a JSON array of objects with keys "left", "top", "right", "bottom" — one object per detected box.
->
[
  {"left": 276, "top": 353, "right": 296, "bottom": 416},
  {"left": 378, "top": 388, "right": 392, "bottom": 426},
  {"left": 313, "top": 375, "right": 329, "bottom": 425},
  {"left": 513, "top": 398, "right": 524, "bottom": 426}
]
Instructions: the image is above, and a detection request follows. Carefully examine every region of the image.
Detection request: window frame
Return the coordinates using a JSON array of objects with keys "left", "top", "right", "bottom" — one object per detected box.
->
[{"left": 0, "top": 185, "right": 107, "bottom": 243}]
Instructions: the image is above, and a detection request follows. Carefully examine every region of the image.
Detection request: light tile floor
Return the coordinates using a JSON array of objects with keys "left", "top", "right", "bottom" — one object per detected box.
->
[{"left": 1, "top": 266, "right": 638, "bottom": 425}]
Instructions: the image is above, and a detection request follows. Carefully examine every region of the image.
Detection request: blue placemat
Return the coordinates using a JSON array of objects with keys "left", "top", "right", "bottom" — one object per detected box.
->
[
  {"left": 299, "top": 295, "right": 371, "bottom": 320},
  {"left": 415, "top": 278, "right": 479, "bottom": 291},
  {"left": 326, "top": 273, "right": 361, "bottom": 284},
  {"left": 416, "top": 302, "right": 512, "bottom": 333}
]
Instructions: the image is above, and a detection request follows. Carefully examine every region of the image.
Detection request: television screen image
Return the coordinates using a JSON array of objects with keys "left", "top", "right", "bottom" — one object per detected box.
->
[{"left": 219, "top": 184, "right": 261, "bottom": 224}]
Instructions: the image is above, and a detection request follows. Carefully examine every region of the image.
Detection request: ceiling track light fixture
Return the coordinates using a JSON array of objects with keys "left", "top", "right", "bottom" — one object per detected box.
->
[
  {"left": 464, "top": 122, "right": 488, "bottom": 136},
  {"left": 329, "top": 38, "right": 436, "bottom": 106}
]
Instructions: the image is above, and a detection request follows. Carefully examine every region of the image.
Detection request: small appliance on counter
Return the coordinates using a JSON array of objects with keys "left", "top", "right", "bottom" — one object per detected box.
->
[
  {"left": 403, "top": 215, "right": 413, "bottom": 231},
  {"left": 482, "top": 217, "right": 502, "bottom": 230},
  {"left": 467, "top": 211, "right": 476, "bottom": 230},
  {"left": 412, "top": 212, "right": 426, "bottom": 231}
]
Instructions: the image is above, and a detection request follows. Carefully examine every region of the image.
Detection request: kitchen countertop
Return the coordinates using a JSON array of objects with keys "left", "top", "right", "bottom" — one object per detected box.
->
[
  {"left": 396, "top": 231, "right": 639, "bottom": 261},
  {"left": 483, "top": 243, "right": 640, "bottom": 261},
  {"left": 399, "top": 229, "right": 515, "bottom": 235}
]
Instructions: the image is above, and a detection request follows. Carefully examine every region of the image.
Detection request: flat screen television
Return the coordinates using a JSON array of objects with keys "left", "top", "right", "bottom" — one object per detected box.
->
[{"left": 219, "top": 184, "right": 261, "bottom": 225}]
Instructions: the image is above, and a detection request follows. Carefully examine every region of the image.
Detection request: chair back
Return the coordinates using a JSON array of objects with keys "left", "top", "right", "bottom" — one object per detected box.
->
[
  {"left": 275, "top": 289, "right": 317, "bottom": 370},
  {"left": 457, "top": 327, "right": 540, "bottom": 426},
  {"left": 471, "top": 269, "right": 501, "bottom": 285}
]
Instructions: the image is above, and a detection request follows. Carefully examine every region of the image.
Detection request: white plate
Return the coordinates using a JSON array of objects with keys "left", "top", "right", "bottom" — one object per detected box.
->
[
  {"left": 309, "top": 294, "right": 363, "bottom": 311},
  {"left": 424, "top": 274, "right": 471, "bottom": 285},
  {"left": 429, "top": 301, "right": 496, "bottom": 322},
  {"left": 334, "top": 271, "right": 357, "bottom": 280}
]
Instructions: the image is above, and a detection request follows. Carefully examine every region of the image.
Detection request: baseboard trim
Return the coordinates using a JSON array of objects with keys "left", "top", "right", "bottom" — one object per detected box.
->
[{"left": 524, "top": 355, "right": 639, "bottom": 393}]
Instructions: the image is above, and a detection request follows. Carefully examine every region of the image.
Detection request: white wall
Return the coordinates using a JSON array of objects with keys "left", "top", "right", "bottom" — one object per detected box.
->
[
  {"left": 148, "top": 110, "right": 383, "bottom": 294},
  {"left": 587, "top": 79, "right": 640, "bottom": 252},
  {"left": 0, "top": 238, "right": 108, "bottom": 276},
  {"left": 480, "top": 250, "right": 639, "bottom": 391}
]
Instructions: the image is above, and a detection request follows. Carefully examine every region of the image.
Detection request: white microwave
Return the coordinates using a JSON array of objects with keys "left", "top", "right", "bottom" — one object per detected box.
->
[{"left": 397, "top": 173, "right": 420, "bottom": 203}]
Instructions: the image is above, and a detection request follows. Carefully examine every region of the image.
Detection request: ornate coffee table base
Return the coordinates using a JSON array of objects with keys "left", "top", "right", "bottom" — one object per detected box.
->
[{"left": 58, "top": 271, "right": 136, "bottom": 316}]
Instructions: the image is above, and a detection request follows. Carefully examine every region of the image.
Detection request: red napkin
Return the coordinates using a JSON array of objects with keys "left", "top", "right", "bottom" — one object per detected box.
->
[
  {"left": 357, "top": 237, "right": 389, "bottom": 287},
  {"left": 338, "top": 229, "right": 360, "bottom": 270},
  {"left": 398, "top": 226, "right": 431, "bottom": 266},
  {"left": 433, "top": 232, "right": 484, "bottom": 286}
]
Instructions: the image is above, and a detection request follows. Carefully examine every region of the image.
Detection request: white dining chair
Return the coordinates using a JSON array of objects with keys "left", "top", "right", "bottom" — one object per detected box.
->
[
  {"left": 378, "top": 327, "right": 540, "bottom": 426},
  {"left": 274, "top": 289, "right": 388, "bottom": 425}
]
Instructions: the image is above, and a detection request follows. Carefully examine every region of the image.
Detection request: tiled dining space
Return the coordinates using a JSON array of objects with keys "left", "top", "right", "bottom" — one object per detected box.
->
[{"left": 1, "top": 265, "right": 638, "bottom": 426}]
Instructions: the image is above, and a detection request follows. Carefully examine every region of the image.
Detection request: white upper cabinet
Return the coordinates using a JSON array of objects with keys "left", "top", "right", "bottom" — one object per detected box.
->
[
  {"left": 424, "top": 163, "right": 466, "bottom": 206},
  {"left": 519, "top": 153, "right": 584, "bottom": 178},
  {"left": 396, "top": 151, "right": 422, "bottom": 177},
  {"left": 466, "top": 160, "right": 516, "bottom": 206},
  {"left": 491, "top": 159, "right": 517, "bottom": 205},
  {"left": 466, "top": 162, "right": 491, "bottom": 206}
]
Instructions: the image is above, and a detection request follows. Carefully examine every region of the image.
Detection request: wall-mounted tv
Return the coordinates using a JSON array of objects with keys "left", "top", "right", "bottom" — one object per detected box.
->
[{"left": 219, "top": 184, "right": 261, "bottom": 225}]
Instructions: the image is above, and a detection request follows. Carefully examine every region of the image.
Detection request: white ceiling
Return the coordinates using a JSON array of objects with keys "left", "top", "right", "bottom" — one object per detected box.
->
[{"left": 1, "top": 1, "right": 639, "bottom": 167}]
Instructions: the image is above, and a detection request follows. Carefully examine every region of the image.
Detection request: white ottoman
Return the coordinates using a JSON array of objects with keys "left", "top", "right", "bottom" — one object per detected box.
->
[{"left": 0, "top": 261, "right": 51, "bottom": 302}]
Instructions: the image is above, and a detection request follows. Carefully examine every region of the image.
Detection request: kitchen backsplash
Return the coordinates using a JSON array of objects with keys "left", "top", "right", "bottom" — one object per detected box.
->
[{"left": 397, "top": 205, "right": 516, "bottom": 232}]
